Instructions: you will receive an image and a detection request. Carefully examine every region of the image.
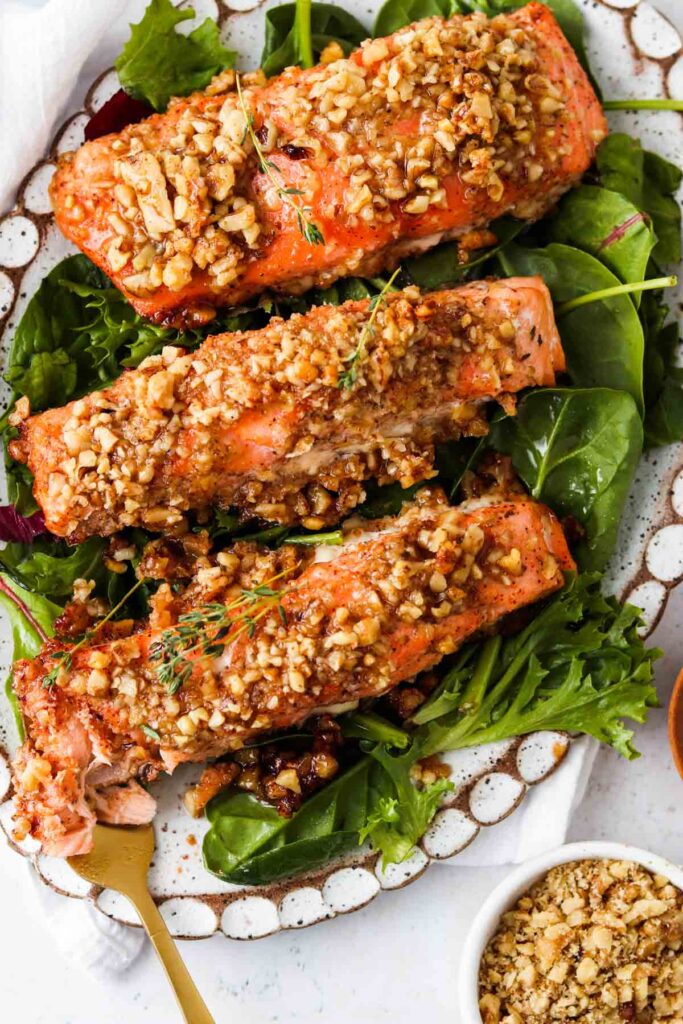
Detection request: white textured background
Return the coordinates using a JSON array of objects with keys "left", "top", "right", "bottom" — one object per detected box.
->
[{"left": 0, "top": 2, "right": 682, "bottom": 1022}]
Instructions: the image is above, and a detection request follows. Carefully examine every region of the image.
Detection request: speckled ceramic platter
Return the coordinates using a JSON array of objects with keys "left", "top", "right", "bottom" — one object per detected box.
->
[{"left": 0, "top": 0, "right": 681, "bottom": 941}]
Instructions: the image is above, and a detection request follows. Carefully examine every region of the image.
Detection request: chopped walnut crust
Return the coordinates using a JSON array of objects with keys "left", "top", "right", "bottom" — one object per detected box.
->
[
  {"left": 11, "top": 489, "right": 573, "bottom": 850},
  {"left": 479, "top": 859, "right": 683, "bottom": 1024},
  {"left": 11, "top": 279, "right": 562, "bottom": 542},
  {"left": 184, "top": 714, "right": 343, "bottom": 819},
  {"left": 50, "top": 4, "right": 606, "bottom": 324}
]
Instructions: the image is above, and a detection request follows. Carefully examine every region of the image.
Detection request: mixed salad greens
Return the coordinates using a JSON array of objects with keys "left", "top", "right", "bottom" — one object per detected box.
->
[{"left": 0, "top": 0, "right": 680, "bottom": 883}]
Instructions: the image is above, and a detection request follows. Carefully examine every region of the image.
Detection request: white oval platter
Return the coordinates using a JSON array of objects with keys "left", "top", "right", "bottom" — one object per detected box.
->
[{"left": 0, "top": 0, "right": 680, "bottom": 940}]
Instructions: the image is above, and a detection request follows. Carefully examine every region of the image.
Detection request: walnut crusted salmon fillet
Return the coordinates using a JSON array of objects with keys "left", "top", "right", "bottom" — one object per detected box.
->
[
  {"left": 11, "top": 488, "right": 574, "bottom": 856},
  {"left": 49, "top": 3, "right": 607, "bottom": 328},
  {"left": 9, "top": 277, "right": 564, "bottom": 541}
]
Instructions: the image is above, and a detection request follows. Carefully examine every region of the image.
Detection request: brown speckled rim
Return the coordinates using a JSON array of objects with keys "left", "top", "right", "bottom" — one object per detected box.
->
[{"left": 0, "top": 0, "right": 680, "bottom": 940}]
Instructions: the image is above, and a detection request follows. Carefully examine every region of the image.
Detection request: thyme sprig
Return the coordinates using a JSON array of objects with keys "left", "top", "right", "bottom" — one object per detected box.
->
[
  {"left": 235, "top": 74, "right": 324, "bottom": 247},
  {"left": 150, "top": 570, "right": 292, "bottom": 695},
  {"left": 42, "top": 577, "right": 147, "bottom": 689},
  {"left": 338, "top": 268, "right": 401, "bottom": 390}
]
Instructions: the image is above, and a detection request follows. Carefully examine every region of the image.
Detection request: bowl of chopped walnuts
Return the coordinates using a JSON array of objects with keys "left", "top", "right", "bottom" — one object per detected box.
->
[{"left": 458, "top": 842, "right": 683, "bottom": 1023}]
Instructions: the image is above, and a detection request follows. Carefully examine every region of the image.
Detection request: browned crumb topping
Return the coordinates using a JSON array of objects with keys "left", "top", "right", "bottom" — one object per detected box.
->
[
  {"left": 184, "top": 715, "right": 342, "bottom": 818},
  {"left": 66, "top": 10, "right": 571, "bottom": 298},
  {"left": 479, "top": 859, "right": 683, "bottom": 1023}
]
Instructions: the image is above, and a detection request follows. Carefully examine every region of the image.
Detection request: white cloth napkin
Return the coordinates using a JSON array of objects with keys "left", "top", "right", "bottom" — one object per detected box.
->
[
  {"left": 0, "top": 0, "right": 128, "bottom": 215},
  {"left": 29, "top": 868, "right": 145, "bottom": 972},
  {"left": 1, "top": 0, "right": 599, "bottom": 976},
  {"left": 456, "top": 737, "right": 598, "bottom": 866}
]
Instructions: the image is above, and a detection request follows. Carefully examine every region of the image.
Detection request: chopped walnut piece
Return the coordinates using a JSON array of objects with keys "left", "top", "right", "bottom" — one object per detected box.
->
[{"left": 479, "top": 859, "right": 683, "bottom": 1023}]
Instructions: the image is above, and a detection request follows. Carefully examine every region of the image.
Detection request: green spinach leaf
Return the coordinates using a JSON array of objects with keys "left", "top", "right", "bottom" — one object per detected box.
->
[
  {"left": 549, "top": 186, "right": 656, "bottom": 302},
  {"left": 116, "top": 0, "right": 235, "bottom": 112},
  {"left": 596, "top": 135, "right": 682, "bottom": 264},
  {"left": 489, "top": 388, "right": 643, "bottom": 570},
  {"left": 640, "top": 287, "right": 683, "bottom": 447},
  {"left": 373, "top": 0, "right": 596, "bottom": 90},
  {"left": 261, "top": 1, "right": 368, "bottom": 77},
  {"left": 373, "top": 0, "right": 454, "bottom": 37},
  {"left": 498, "top": 242, "right": 645, "bottom": 414},
  {"left": 204, "top": 757, "right": 373, "bottom": 884}
]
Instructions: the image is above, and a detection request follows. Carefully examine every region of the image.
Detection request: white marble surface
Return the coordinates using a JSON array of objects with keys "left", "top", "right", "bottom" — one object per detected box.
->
[{"left": 1, "top": 1, "right": 682, "bottom": 1021}]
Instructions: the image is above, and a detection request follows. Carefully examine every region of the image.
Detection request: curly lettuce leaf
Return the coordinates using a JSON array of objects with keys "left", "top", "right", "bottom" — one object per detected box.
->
[
  {"left": 115, "top": 0, "right": 235, "bottom": 112},
  {"left": 418, "top": 574, "right": 659, "bottom": 760},
  {"left": 0, "top": 538, "right": 109, "bottom": 601},
  {"left": 1, "top": 254, "right": 203, "bottom": 512}
]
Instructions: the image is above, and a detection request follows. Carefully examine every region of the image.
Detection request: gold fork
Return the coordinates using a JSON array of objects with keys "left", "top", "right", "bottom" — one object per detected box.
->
[{"left": 69, "top": 823, "right": 215, "bottom": 1024}]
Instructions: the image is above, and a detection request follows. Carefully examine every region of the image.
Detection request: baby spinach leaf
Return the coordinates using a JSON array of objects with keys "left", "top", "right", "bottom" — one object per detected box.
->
[
  {"left": 489, "top": 388, "right": 643, "bottom": 570},
  {"left": 639, "top": 288, "right": 683, "bottom": 447},
  {"left": 261, "top": 2, "right": 368, "bottom": 77},
  {"left": 549, "top": 187, "right": 656, "bottom": 302},
  {"left": 357, "top": 480, "right": 425, "bottom": 519},
  {"left": 204, "top": 757, "right": 373, "bottom": 884},
  {"left": 115, "top": 0, "right": 235, "bottom": 112},
  {"left": 354, "top": 437, "right": 480, "bottom": 518},
  {"left": 373, "top": 0, "right": 454, "bottom": 37},
  {"left": 498, "top": 242, "right": 645, "bottom": 414},
  {"left": 596, "top": 135, "right": 682, "bottom": 264}
]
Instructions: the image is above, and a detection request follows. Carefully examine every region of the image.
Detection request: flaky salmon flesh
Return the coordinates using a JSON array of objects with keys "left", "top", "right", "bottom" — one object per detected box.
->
[
  {"left": 49, "top": 3, "right": 606, "bottom": 327},
  {"left": 10, "top": 277, "right": 564, "bottom": 541},
  {"left": 11, "top": 488, "right": 574, "bottom": 856}
]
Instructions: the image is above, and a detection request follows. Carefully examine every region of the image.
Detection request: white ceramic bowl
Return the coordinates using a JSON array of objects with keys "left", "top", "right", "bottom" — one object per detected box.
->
[{"left": 458, "top": 841, "right": 683, "bottom": 1024}]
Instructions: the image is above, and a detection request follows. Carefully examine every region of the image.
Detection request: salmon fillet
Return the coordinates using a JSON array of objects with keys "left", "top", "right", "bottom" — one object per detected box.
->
[
  {"left": 49, "top": 3, "right": 607, "bottom": 327},
  {"left": 10, "top": 277, "right": 563, "bottom": 541},
  {"left": 11, "top": 488, "right": 574, "bottom": 855}
]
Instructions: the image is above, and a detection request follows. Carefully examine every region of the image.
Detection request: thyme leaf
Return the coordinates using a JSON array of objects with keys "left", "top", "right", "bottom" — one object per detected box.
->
[
  {"left": 338, "top": 268, "right": 401, "bottom": 389},
  {"left": 42, "top": 576, "right": 146, "bottom": 689},
  {"left": 236, "top": 74, "right": 325, "bottom": 247},
  {"left": 150, "top": 570, "right": 293, "bottom": 693}
]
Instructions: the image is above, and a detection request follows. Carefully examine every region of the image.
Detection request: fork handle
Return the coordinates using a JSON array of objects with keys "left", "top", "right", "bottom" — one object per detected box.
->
[{"left": 127, "top": 887, "right": 215, "bottom": 1024}]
